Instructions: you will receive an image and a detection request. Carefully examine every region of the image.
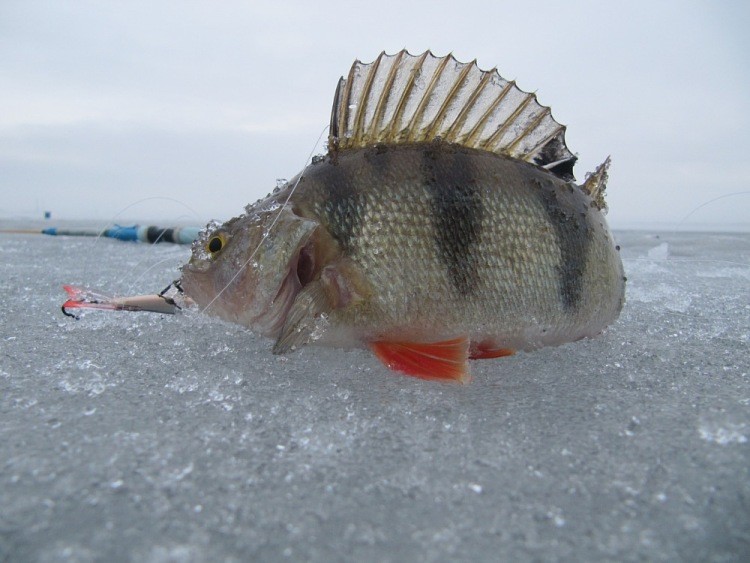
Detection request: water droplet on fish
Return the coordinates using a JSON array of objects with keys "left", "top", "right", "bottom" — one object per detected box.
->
[
  {"left": 310, "top": 314, "right": 329, "bottom": 341},
  {"left": 201, "top": 219, "right": 222, "bottom": 236},
  {"left": 312, "top": 154, "right": 325, "bottom": 164}
]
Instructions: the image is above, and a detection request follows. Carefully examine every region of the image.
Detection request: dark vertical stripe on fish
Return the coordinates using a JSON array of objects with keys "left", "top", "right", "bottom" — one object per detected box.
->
[
  {"left": 535, "top": 180, "right": 590, "bottom": 309},
  {"left": 321, "top": 164, "right": 365, "bottom": 253},
  {"left": 422, "top": 145, "right": 483, "bottom": 295}
]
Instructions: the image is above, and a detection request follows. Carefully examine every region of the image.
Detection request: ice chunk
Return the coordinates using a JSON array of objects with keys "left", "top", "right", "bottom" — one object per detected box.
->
[{"left": 699, "top": 421, "right": 748, "bottom": 445}]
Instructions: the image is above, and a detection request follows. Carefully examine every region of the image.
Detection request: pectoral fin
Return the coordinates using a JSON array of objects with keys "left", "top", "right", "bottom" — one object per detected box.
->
[
  {"left": 370, "top": 337, "right": 470, "bottom": 383},
  {"left": 272, "top": 280, "right": 332, "bottom": 354},
  {"left": 272, "top": 259, "right": 368, "bottom": 354}
]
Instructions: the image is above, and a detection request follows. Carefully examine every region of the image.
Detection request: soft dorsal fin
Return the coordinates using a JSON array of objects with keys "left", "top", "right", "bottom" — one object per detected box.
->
[
  {"left": 581, "top": 156, "right": 611, "bottom": 211},
  {"left": 328, "top": 49, "right": 577, "bottom": 180}
]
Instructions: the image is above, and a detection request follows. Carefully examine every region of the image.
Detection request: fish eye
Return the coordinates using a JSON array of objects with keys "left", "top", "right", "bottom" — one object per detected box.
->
[{"left": 206, "top": 234, "right": 226, "bottom": 256}]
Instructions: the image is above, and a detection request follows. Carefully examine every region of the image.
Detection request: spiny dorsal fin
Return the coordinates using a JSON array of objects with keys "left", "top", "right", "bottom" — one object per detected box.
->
[
  {"left": 328, "top": 49, "right": 577, "bottom": 181},
  {"left": 582, "top": 157, "right": 611, "bottom": 211}
]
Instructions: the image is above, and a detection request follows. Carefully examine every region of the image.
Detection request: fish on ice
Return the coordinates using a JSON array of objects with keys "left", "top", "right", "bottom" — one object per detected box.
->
[{"left": 67, "top": 50, "right": 626, "bottom": 383}]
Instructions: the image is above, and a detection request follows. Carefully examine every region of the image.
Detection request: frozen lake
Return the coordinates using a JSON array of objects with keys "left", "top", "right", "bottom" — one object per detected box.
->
[{"left": 1, "top": 223, "right": 749, "bottom": 561}]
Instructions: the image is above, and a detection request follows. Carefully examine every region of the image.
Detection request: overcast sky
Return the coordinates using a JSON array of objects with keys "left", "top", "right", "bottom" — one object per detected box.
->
[{"left": 1, "top": 1, "right": 748, "bottom": 229}]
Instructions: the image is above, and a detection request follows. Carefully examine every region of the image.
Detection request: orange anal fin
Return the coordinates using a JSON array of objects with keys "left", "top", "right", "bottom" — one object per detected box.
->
[
  {"left": 370, "top": 337, "right": 470, "bottom": 383},
  {"left": 469, "top": 343, "right": 515, "bottom": 360}
]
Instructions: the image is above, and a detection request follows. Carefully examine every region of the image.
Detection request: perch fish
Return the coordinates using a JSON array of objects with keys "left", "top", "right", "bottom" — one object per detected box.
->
[{"left": 178, "top": 50, "right": 626, "bottom": 382}]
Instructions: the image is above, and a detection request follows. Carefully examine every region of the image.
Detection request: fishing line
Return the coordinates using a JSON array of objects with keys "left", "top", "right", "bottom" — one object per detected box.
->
[
  {"left": 622, "top": 257, "right": 750, "bottom": 268},
  {"left": 201, "top": 124, "right": 331, "bottom": 314},
  {"left": 675, "top": 191, "right": 750, "bottom": 230},
  {"left": 121, "top": 222, "right": 197, "bottom": 294},
  {"left": 126, "top": 254, "right": 187, "bottom": 295},
  {"left": 83, "top": 197, "right": 202, "bottom": 291},
  {"left": 615, "top": 191, "right": 750, "bottom": 272}
]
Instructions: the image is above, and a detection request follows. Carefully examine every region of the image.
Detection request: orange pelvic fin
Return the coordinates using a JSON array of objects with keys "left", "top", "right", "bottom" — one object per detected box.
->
[
  {"left": 370, "top": 337, "right": 470, "bottom": 383},
  {"left": 469, "top": 342, "right": 515, "bottom": 360}
]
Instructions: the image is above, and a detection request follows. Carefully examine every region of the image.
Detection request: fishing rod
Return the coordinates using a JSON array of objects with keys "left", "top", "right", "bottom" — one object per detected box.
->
[{"left": 0, "top": 224, "right": 201, "bottom": 245}]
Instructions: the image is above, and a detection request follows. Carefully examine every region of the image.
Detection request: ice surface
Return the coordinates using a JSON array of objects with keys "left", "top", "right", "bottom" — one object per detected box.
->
[{"left": 1, "top": 223, "right": 749, "bottom": 561}]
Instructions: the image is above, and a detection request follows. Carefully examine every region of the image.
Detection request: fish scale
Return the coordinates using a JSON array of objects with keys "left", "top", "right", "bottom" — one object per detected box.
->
[{"left": 284, "top": 143, "right": 619, "bottom": 343}]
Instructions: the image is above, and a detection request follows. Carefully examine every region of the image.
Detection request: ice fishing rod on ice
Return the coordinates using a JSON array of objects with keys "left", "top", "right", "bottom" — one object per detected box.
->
[
  {"left": 1, "top": 225, "right": 201, "bottom": 244},
  {"left": 45, "top": 224, "right": 201, "bottom": 244}
]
